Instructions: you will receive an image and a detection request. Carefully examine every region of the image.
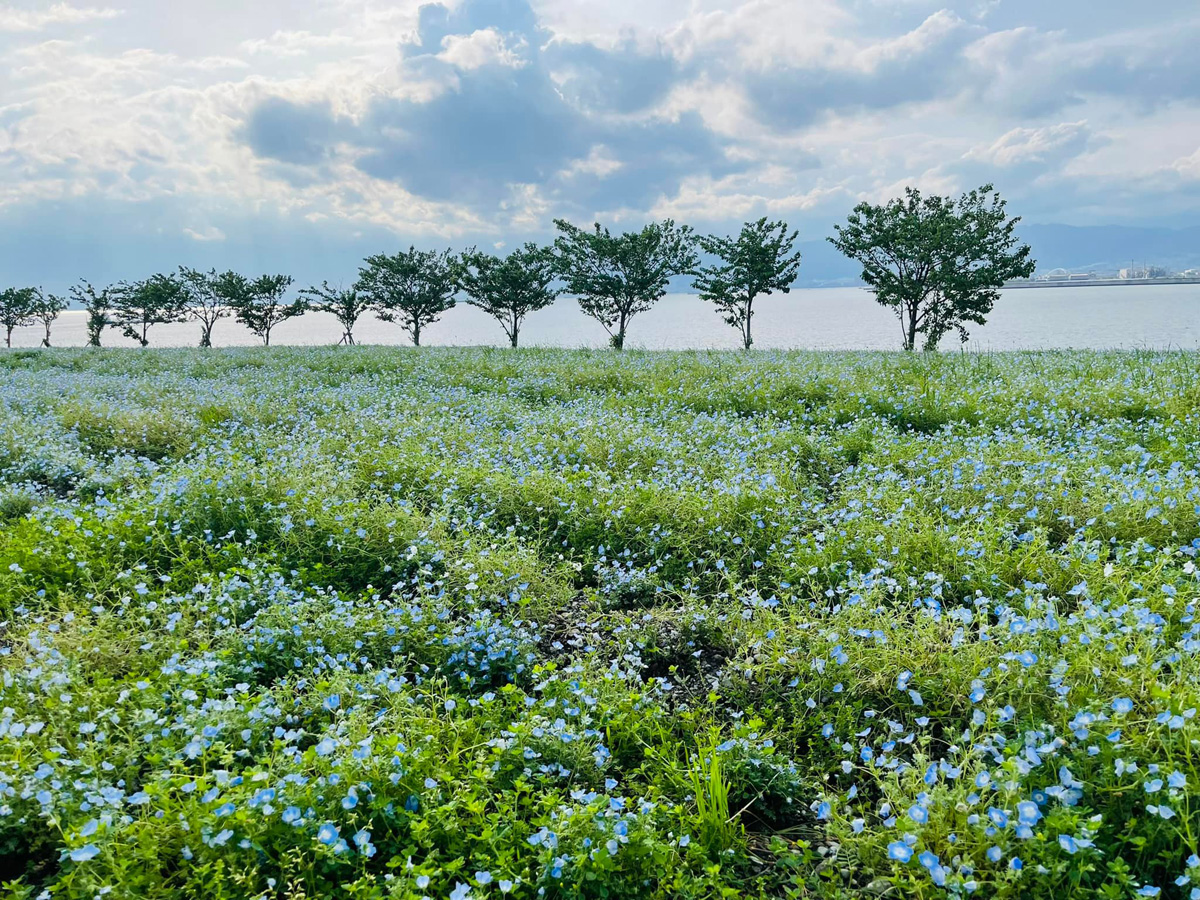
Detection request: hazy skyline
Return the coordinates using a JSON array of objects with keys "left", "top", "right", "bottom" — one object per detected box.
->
[{"left": 2, "top": 0, "right": 1199, "bottom": 288}]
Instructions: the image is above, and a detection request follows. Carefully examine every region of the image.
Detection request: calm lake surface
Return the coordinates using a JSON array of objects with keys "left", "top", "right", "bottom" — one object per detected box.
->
[{"left": 12, "top": 284, "right": 1200, "bottom": 351}]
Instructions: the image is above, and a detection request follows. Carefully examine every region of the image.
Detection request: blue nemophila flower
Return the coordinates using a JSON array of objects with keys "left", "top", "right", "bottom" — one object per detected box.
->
[
  {"left": 70, "top": 844, "right": 101, "bottom": 862},
  {"left": 476, "top": 871, "right": 493, "bottom": 885},
  {"left": 887, "top": 842, "right": 913, "bottom": 863},
  {"left": 317, "top": 823, "right": 340, "bottom": 846},
  {"left": 323, "top": 694, "right": 340, "bottom": 711},
  {"left": 416, "top": 875, "right": 431, "bottom": 889},
  {"left": 450, "top": 882, "right": 472, "bottom": 900},
  {"left": 908, "top": 805, "right": 928, "bottom": 825}
]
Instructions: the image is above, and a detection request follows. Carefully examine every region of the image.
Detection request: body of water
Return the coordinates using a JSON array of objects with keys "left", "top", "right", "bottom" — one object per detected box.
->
[{"left": 10, "top": 284, "right": 1200, "bottom": 351}]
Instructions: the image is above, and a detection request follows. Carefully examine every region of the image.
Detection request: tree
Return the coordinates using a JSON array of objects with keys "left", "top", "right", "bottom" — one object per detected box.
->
[
  {"left": 34, "top": 291, "right": 68, "bottom": 348},
  {"left": 216, "top": 273, "right": 303, "bottom": 346},
  {"left": 112, "top": 274, "right": 187, "bottom": 346},
  {"left": 356, "top": 247, "right": 458, "bottom": 347},
  {"left": 70, "top": 280, "right": 115, "bottom": 347},
  {"left": 179, "top": 267, "right": 230, "bottom": 348},
  {"left": 0, "top": 287, "right": 39, "bottom": 347},
  {"left": 694, "top": 218, "right": 803, "bottom": 350},
  {"left": 301, "top": 281, "right": 372, "bottom": 345},
  {"left": 459, "top": 243, "right": 559, "bottom": 347},
  {"left": 829, "top": 184, "right": 1035, "bottom": 351},
  {"left": 553, "top": 219, "right": 698, "bottom": 350}
]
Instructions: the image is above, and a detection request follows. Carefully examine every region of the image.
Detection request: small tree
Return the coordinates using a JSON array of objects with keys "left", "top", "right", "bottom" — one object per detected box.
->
[
  {"left": 179, "top": 267, "right": 230, "bottom": 348},
  {"left": 553, "top": 219, "right": 698, "bottom": 350},
  {"left": 217, "top": 273, "right": 304, "bottom": 347},
  {"left": 301, "top": 281, "right": 372, "bottom": 345},
  {"left": 694, "top": 218, "right": 803, "bottom": 350},
  {"left": 112, "top": 274, "right": 187, "bottom": 346},
  {"left": 459, "top": 243, "right": 559, "bottom": 348},
  {"left": 34, "top": 291, "right": 68, "bottom": 347},
  {"left": 70, "top": 280, "right": 114, "bottom": 347},
  {"left": 356, "top": 248, "right": 458, "bottom": 347},
  {"left": 829, "top": 183, "right": 1035, "bottom": 351},
  {"left": 0, "top": 286, "right": 39, "bottom": 347}
]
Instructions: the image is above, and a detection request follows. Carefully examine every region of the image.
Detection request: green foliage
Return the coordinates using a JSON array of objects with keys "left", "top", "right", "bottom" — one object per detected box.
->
[
  {"left": 69, "top": 280, "right": 115, "bottom": 347},
  {"left": 829, "top": 184, "right": 1036, "bottom": 350},
  {"left": 302, "top": 281, "right": 373, "bottom": 345},
  {"left": 178, "top": 267, "right": 231, "bottom": 348},
  {"left": 32, "top": 291, "right": 67, "bottom": 348},
  {"left": 0, "top": 286, "right": 40, "bottom": 348},
  {"left": 356, "top": 247, "right": 459, "bottom": 347},
  {"left": 554, "top": 219, "right": 699, "bottom": 350},
  {"left": 694, "top": 218, "right": 803, "bottom": 350},
  {"left": 216, "top": 271, "right": 304, "bottom": 346},
  {"left": 111, "top": 273, "right": 188, "bottom": 346},
  {"left": 460, "top": 243, "right": 559, "bottom": 347},
  {"left": 1, "top": 347, "right": 1199, "bottom": 900}
]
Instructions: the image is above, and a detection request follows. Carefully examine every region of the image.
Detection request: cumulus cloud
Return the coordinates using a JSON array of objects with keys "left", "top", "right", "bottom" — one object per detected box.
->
[
  {"left": 0, "top": 3, "right": 121, "bottom": 32},
  {"left": 1, "top": 0, "right": 1199, "bottom": 285}
]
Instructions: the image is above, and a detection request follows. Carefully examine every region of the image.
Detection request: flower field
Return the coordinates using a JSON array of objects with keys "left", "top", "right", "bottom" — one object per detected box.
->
[{"left": 3, "top": 346, "right": 1200, "bottom": 899}]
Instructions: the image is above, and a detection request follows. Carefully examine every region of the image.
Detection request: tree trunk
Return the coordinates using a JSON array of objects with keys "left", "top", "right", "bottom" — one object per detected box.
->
[
  {"left": 412, "top": 323, "right": 421, "bottom": 347},
  {"left": 199, "top": 326, "right": 212, "bottom": 348},
  {"left": 613, "top": 312, "right": 627, "bottom": 351},
  {"left": 510, "top": 331, "right": 519, "bottom": 348},
  {"left": 742, "top": 296, "right": 754, "bottom": 350},
  {"left": 905, "top": 306, "right": 918, "bottom": 352},
  {"left": 5, "top": 326, "right": 11, "bottom": 348}
]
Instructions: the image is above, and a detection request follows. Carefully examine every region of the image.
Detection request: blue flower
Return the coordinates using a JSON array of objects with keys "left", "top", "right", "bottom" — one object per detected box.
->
[
  {"left": 908, "top": 805, "right": 928, "bottom": 825},
  {"left": 70, "top": 844, "right": 101, "bottom": 862},
  {"left": 450, "top": 882, "right": 472, "bottom": 900},
  {"left": 317, "top": 823, "right": 339, "bottom": 846},
  {"left": 887, "top": 842, "right": 913, "bottom": 863}
]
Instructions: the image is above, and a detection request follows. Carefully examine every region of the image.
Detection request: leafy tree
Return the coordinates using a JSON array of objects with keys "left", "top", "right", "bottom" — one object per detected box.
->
[
  {"left": 459, "top": 243, "right": 559, "bottom": 347},
  {"left": 301, "top": 281, "right": 372, "bottom": 345},
  {"left": 0, "top": 287, "right": 39, "bottom": 347},
  {"left": 694, "top": 218, "right": 803, "bottom": 350},
  {"left": 356, "top": 247, "right": 458, "bottom": 347},
  {"left": 829, "top": 183, "right": 1035, "bottom": 351},
  {"left": 217, "top": 273, "right": 304, "bottom": 347},
  {"left": 553, "top": 219, "right": 698, "bottom": 350},
  {"left": 112, "top": 274, "right": 187, "bottom": 346},
  {"left": 179, "top": 267, "right": 230, "bottom": 348},
  {"left": 70, "top": 280, "right": 115, "bottom": 347},
  {"left": 34, "top": 291, "right": 68, "bottom": 347}
]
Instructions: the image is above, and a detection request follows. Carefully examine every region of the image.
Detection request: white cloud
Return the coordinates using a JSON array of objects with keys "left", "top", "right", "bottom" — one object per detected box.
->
[
  {"left": 438, "top": 28, "right": 528, "bottom": 69},
  {"left": 559, "top": 146, "right": 623, "bottom": 179},
  {"left": 184, "top": 225, "right": 226, "bottom": 241},
  {"left": 965, "top": 121, "right": 1091, "bottom": 167},
  {"left": 0, "top": 2, "right": 121, "bottom": 32}
]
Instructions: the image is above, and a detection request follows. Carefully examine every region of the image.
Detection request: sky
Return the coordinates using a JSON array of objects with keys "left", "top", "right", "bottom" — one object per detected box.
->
[{"left": 2, "top": 0, "right": 1200, "bottom": 289}]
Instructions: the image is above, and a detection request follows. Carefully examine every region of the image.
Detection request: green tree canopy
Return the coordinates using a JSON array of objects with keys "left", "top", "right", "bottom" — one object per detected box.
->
[
  {"left": 694, "top": 218, "right": 803, "bottom": 350},
  {"left": 0, "top": 286, "right": 40, "bottom": 348},
  {"left": 34, "top": 291, "right": 68, "bottom": 348},
  {"left": 301, "top": 282, "right": 372, "bottom": 345},
  {"left": 111, "top": 274, "right": 187, "bottom": 347},
  {"left": 356, "top": 247, "right": 459, "bottom": 347},
  {"left": 553, "top": 219, "right": 698, "bottom": 350},
  {"left": 179, "top": 267, "right": 230, "bottom": 348},
  {"left": 216, "top": 272, "right": 303, "bottom": 347},
  {"left": 829, "top": 183, "right": 1035, "bottom": 351},
  {"left": 459, "top": 243, "right": 559, "bottom": 348},
  {"left": 70, "top": 280, "right": 115, "bottom": 347}
]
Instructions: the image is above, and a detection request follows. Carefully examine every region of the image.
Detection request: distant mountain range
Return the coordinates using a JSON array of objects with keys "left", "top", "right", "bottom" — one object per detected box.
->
[{"left": 793, "top": 223, "right": 1200, "bottom": 287}]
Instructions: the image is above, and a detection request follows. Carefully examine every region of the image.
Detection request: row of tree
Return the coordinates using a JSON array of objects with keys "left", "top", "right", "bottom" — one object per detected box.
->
[{"left": 1, "top": 184, "right": 1035, "bottom": 352}]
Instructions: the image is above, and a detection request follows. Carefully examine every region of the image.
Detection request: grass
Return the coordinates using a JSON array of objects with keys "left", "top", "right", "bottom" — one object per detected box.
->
[{"left": 1, "top": 346, "right": 1199, "bottom": 899}]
